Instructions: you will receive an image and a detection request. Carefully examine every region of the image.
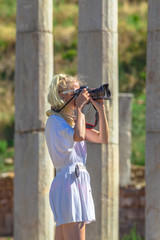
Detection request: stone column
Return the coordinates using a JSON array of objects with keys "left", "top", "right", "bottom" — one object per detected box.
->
[
  {"left": 78, "top": 1, "right": 119, "bottom": 240},
  {"left": 14, "top": 1, "right": 54, "bottom": 240},
  {"left": 146, "top": 1, "right": 160, "bottom": 240},
  {"left": 119, "top": 93, "right": 133, "bottom": 187}
]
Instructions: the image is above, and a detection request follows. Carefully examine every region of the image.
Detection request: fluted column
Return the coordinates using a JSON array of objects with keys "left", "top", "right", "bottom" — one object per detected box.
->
[
  {"left": 14, "top": 1, "right": 54, "bottom": 239},
  {"left": 119, "top": 93, "right": 132, "bottom": 187},
  {"left": 78, "top": 1, "right": 119, "bottom": 239},
  {"left": 146, "top": 1, "right": 160, "bottom": 240}
]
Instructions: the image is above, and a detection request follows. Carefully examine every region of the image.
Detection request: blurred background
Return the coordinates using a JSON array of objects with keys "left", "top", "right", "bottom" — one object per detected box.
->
[
  {"left": 0, "top": 0, "right": 147, "bottom": 174},
  {"left": 0, "top": 0, "right": 147, "bottom": 239}
]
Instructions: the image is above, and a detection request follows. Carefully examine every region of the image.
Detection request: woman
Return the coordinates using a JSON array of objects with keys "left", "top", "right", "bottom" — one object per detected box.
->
[{"left": 45, "top": 74, "right": 109, "bottom": 240}]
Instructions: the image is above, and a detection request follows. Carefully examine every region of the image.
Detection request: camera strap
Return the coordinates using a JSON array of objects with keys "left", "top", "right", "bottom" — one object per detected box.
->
[
  {"left": 51, "top": 96, "right": 99, "bottom": 129},
  {"left": 86, "top": 105, "right": 99, "bottom": 129},
  {"left": 51, "top": 94, "right": 76, "bottom": 113}
]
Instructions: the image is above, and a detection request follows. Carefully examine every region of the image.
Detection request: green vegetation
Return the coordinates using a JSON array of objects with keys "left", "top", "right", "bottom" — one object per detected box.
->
[
  {"left": 0, "top": 140, "right": 14, "bottom": 173},
  {"left": 0, "top": 0, "right": 16, "bottom": 80},
  {"left": 0, "top": 0, "right": 16, "bottom": 20},
  {"left": 53, "top": 2, "right": 78, "bottom": 74},
  {"left": 122, "top": 224, "right": 145, "bottom": 240},
  {"left": 0, "top": 0, "right": 147, "bottom": 172},
  {"left": 0, "top": 140, "right": 7, "bottom": 155},
  {"left": 119, "top": 0, "right": 147, "bottom": 166},
  {"left": 132, "top": 94, "right": 146, "bottom": 166},
  {"left": 118, "top": 1, "right": 147, "bottom": 96}
]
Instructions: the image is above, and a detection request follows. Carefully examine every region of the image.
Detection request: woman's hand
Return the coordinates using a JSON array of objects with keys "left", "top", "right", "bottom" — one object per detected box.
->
[
  {"left": 75, "top": 88, "right": 90, "bottom": 110},
  {"left": 85, "top": 97, "right": 109, "bottom": 144},
  {"left": 89, "top": 97, "right": 105, "bottom": 113}
]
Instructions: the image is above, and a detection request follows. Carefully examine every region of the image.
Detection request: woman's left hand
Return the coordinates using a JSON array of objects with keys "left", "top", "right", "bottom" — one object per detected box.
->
[
  {"left": 85, "top": 97, "right": 109, "bottom": 144},
  {"left": 89, "top": 97, "right": 105, "bottom": 113}
]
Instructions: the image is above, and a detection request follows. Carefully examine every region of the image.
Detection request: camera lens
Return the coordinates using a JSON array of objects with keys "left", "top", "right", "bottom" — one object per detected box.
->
[{"left": 88, "top": 84, "right": 111, "bottom": 100}]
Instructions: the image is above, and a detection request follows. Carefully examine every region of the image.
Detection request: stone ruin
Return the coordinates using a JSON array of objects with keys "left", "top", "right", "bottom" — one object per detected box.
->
[{"left": 12, "top": 0, "right": 160, "bottom": 240}]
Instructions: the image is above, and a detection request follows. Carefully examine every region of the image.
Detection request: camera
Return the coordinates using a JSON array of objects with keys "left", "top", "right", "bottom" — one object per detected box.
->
[
  {"left": 55, "top": 83, "right": 111, "bottom": 114},
  {"left": 73, "top": 84, "right": 111, "bottom": 100}
]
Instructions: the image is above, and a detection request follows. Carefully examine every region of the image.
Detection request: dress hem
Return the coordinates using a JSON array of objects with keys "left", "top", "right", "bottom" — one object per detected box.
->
[{"left": 56, "top": 218, "right": 96, "bottom": 227}]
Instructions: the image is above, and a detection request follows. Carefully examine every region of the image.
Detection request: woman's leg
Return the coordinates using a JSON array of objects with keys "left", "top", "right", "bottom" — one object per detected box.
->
[
  {"left": 55, "top": 225, "right": 64, "bottom": 240},
  {"left": 62, "top": 222, "right": 85, "bottom": 240}
]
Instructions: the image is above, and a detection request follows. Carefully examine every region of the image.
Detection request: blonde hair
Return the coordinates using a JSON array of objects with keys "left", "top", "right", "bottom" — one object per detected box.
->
[{"left": 46, "top": 74, "right": 84, "bottom": 124}]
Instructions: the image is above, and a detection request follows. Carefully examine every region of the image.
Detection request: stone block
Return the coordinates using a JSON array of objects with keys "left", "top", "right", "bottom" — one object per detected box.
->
[
  {"left": 140, "top": 196, "right": 145, "bottom": 207},
  {"left": 4, "top": 158, "right": 14, "bottom": 165},
  {"left": 127, "top": 209, "right": 140, "bottom": 220},
  {"left": 148, "top": 1, "right": 160, "bottom": 32},
  {"left": 15, "top": 32, "right": 53, "bottom": 132},
  {"left": 119, "top": 94, "right": 132, "bottom": 187},
  {"left": 119, "top": 132, "right": 131, "bottom": 186},
  {"left": 5, "top": 213, "right": 13, "bottom": 235},
  {"left": 146, "top": 3, "right": 160, "bottom": 239},
  {"left": 119, "top": 93, "right": 133, "bottom": 131},
  {"left": 146, "top": 133, "right": 160, "bottom": 240},
  {"left": 16, "top": 0, "right": 53, "bottom": 32},
  {"left": 14, "top": 132, "right": 54, "bottom": 240},
  {"left": 146, "top": 133, "right": 160, "bottom": 176},
  {"left": 78, "top": 0, "right": 117, "bottom": 32},
  {"left": 139, "top": 209, "right": 145, "bottom": 220},
  {"left": 0, "top": 214, "right": 4, "bottom": 233},
  {"left": 119, "top": 186, "right": 145, "bottom": 239},
  {"left": 136, "top": 170, "right": 144, "bottom": 178},
  {"left": 120, "top": 197, "right": 134, "bottom": 208},
  {"left": 146, "top": 31, "right": 160, "bottom": 132},
  {"left": 131, "top": 171, "right": 136, "bottom": 179}
]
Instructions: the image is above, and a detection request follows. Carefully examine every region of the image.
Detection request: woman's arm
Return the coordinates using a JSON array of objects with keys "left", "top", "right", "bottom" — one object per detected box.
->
[
  {"left": 85, "top": 98, "right": 109, "bottom": 144},
  {"left": 73, "top": 89, "right": 89, "bottom": 142}
]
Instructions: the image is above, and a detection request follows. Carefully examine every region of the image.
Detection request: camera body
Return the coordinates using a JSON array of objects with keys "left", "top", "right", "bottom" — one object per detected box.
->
[{"left": 74, "top": 84, "right": 111, "bottom": 100}]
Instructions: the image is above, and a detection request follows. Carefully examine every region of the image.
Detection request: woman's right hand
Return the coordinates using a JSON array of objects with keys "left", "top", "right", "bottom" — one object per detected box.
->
[{"left": 75, "top": 88, "right": 90, "bottom": 110}]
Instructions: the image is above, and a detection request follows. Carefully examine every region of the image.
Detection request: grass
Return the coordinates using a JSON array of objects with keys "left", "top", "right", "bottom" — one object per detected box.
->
[
  {"left": 0, "top": 139, "right": 14, "bottom": 173},
  {"left": 121, "top": 224, "right": 145, "bottom": 240}
]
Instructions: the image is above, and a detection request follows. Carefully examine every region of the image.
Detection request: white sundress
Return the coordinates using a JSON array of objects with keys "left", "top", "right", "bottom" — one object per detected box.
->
[{"left": 45, "top": 114, "right": 96, "bottom": 226}]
